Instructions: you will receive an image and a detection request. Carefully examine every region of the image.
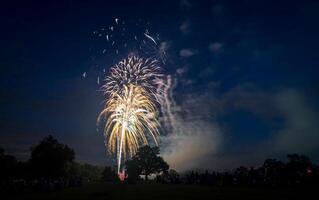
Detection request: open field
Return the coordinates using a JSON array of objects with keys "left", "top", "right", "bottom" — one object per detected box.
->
[{"left": 4, "top": 182, "right": 316, "bottom": 200}]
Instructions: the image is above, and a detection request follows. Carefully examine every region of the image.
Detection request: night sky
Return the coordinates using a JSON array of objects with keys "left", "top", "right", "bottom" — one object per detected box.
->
[{"left": 1, "top": 0, "right": 319, "bottom": 171}]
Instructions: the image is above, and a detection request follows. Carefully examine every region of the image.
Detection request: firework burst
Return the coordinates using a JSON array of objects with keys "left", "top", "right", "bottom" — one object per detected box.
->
[
  {"left": 98, "top": 55, "right": 162, "bottom": 173},
  {"left": 102, "top": 56, "right": 162, "bottom": 99}
]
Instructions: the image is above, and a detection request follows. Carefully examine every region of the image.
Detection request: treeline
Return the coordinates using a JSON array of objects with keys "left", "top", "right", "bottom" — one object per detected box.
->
[
  {"left": 0, "top": 135, "right": 103, "bottom": 193},
  {"left": 155, "top": 154, "right": 319, "bottom": 187},
  {"left": 2, "top": 135, "right": 319, "bottom": 192},
  {"left": 93, "top": 146, "right": 319, "bottom": 188}
]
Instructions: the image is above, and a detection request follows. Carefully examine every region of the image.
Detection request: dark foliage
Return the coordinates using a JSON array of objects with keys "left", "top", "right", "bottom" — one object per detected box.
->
[
  {"left": 158, "top": 154, "right": 319, "bottom": 187},
  {"left": 125, "top": 146, "right": 169, "bottom": 182},
  {"left": 102, "top": 166, "right": 119, "bottom": 182},
  {"left": 1, "top": 137, "right": 319, "bottom": 194},
  {"left": 0, "top": 136, "right": 104, "bottom": 193},
  {"left": 30, "top": 135, "right": 75, "bottom": 179},
  {"left": 156, "top": 169, "right": 181, "bottom": 184},
  {"left": 0, "top": 148, "right": 18, "bottom": 181},
  {"left": 126, "top": 159, "right": 141, "bottom": 183}
]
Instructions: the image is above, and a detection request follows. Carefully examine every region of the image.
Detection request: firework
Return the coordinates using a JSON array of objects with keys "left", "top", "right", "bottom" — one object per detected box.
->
[
  {"left": 102, "top": 56, "right": 162, "bottom": 96},
  {"left": 98, "top": 55, "right": 162, "bottom": 173}
]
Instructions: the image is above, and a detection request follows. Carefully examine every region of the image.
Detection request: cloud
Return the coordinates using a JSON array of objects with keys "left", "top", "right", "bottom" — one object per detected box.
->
[
  {"left": 180, "top": 0, "right": 192, "bottom": 10},
  {"left": 162, "top": 119, "right": 221, "bottom": 171},
  {"left": 273, "top": 89, "right": 319, "bottom": 156},
  {"left": 208, "top": 42, "right": 223, "bottom": 52},
  {"left": 176, "top": 67, "right": 187, "bottom": 75},
  {"left": 198, "top": 67, "right": 215, "bottom": 79},
  {"left": 180, "top": 21, "right": 191, "bottom": 35},
  {"left": 161, "top": 80, "right": 319, "bottom": 171},
  {"left": 220, "top": 83, "right": 278, "bottom": 119},
  {"left": 160, "top": 90, "right": 222, "bottom": 171},
  {"left": 155, "top": 74, "right": 221, "bottom": 171},
  {"left": 219, "top": 86, "right": 319, "bottom": 161},
  {"left": 179, "top": 48, "right": 197, "bottom": 58},
  {"left": 211, "top": 4, "right": 223, "bottom": 15},
  {"left": 221, "top": 86, "right": 319, "bottom": 157}
]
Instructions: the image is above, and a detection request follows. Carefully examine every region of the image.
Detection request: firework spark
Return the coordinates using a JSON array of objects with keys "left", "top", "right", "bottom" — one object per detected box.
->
[{"left": 98, "top": 55, "right": 162, "bottom": 173}]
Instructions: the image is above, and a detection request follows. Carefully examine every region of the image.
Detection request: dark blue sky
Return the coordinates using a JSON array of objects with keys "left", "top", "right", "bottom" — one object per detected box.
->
[{"left": 1, "top": 0, "right": 319, "bottom": 170}]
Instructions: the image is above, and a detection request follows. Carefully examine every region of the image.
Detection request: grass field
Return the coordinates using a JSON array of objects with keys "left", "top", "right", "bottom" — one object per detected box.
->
[{"left": 5, "top": 182, "right": 316, "bottom": 200}]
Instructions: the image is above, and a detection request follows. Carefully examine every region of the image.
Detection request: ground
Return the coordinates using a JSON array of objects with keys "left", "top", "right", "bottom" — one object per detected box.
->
[{"left": 4, "top": 182, "right": 316, "bottom": 200}]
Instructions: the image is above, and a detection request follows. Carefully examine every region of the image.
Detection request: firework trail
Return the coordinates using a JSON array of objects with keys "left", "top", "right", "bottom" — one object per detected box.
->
[
  {"left": 156, "top": 75, "right": 177, "bottom": 132},
  {"left": 98, "top": 55, "right": 162, "bottom": 173}
]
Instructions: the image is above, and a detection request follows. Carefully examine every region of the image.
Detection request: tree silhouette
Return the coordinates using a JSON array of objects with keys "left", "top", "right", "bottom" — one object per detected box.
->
[
  {"left": 0, "top": 147, "right": 18, "bottom": 181},
  {"left": 263, "top": 158, "right": 285, "bottom": 186},
  {"left": 30, "top": 135, "right": 75, "bottom": 179},
  {"left": 234, "top": 166, "right": 249, "bottom": 185},
  {"left": 167, "top": 169, "right": 180, "bottom": 184},
  {"left": 78, "top": 163, "right": 104, "bottom": 181},
  {"left": 126, "top": 159, "right": 141, "bottom": 183},
  {"left": 102, "top": 166, "right": 118, "bottom": 182},
  {"left": 286, "top": 154, "right": 312, "bottom": 185},
  {"left": 0, "top": 147, "right": 4, "bottom": 156},
  {"left": 126, "top": 146, "right": 169, "bottom": 181}
]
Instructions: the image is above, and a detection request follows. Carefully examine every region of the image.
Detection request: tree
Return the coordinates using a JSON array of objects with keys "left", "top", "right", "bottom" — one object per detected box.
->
[
  {"left": 102, "top": 166, "right": 118, "bottom": 182},
  {"left": 126, "top": 159, "right": 141, "bottom": 183},
  {"left": 30, "top": 135, "right": 75, "bottom": 179},
  {"left": 78, "top": 163, "right": 104, "bottom": 182},
  {"left": 0, "top": 147, "right": 18, "bottom": 181},
  {"left": 167, "top": 169, "right": 180, "bottom": 184},
  {"left": 0, "top": 147, "right": 4, "bottom": 156},
  {"left": 286, "top": 154, "right": 312, "bottom": 185},
  {"left": 262, "top": 159, "right": 285, "bottom": 186},
  {"left": 234, "top": 166, "right": 249, "bottom": 185},
  {"left": 126, "top": 146, "right": 169, "bottom": 181}
]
